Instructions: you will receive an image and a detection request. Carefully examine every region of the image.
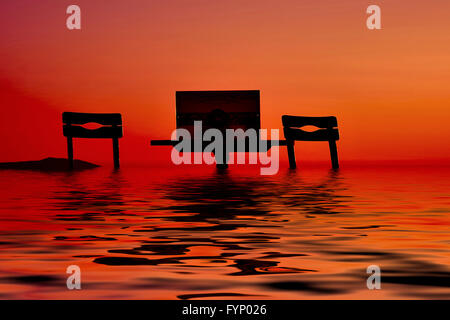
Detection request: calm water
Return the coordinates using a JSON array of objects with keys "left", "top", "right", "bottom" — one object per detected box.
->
[{"left": 0, "top": 164, "right": 449, "bottom": 299}]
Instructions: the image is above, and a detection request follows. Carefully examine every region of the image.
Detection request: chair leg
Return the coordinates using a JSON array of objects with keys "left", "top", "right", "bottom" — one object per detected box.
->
[
  {"left": 112, "top": 138, "right": 120, "bottom": 169},
  {"left": 328, "top": 140, "right": 339, "bottom": 169},
  {"left": 215, "top": 151, "right": 229, "bottom": 169},
  {"left": 286, "top": 139, "right": 296, "bottom": 169},
  {"left": 67, "top": 137, "right": 74, "bottom": 169}
]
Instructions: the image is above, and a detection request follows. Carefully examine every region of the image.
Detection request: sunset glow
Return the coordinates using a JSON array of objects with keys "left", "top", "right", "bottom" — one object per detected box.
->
[{"left": 1, "top": 0, "right": 449, "bottom": 164}]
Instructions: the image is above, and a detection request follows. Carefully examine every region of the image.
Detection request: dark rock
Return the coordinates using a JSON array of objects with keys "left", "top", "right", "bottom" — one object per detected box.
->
[{"left": 0, "top": 157, "right": 99, "bottom": 171}]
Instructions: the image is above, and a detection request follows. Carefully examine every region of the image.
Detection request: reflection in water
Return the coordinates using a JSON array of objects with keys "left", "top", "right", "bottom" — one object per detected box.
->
[
  {"left": 93, "top": 170, "right": 346, "bottom": 280},
  {"left": 52, "top": 170, "right": 129, "bottom": 221},
  {"left": 0, "top": 166, "right": 449, "bottom": 299}
]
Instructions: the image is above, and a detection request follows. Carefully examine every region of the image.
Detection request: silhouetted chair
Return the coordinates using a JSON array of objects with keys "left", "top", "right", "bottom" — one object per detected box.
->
[
  {"left": 282, "top": 115, "right": 339, "bottom": 169},
  {"left": 62, "top": 112, "right": 123, "bottom": 169}
]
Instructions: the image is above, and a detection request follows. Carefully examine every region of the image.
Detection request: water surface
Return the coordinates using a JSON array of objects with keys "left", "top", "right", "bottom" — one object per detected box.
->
[{"left": 0, "top": 164, "right": 449, "bottom": 299}]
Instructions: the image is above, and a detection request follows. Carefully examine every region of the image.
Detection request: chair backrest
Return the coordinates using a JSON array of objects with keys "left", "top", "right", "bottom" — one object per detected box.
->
[
  {"left": 63, "top": 112, "right": 123, "bottom": 138},
  {"left": 282, "top": 115, "right": 339, "bottom": 141},
  {"left": 175, "top": 90, "right": 260, "bottom": 135}
]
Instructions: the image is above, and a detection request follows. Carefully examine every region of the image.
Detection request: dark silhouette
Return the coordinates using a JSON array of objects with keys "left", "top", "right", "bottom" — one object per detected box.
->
[
  {"left": 282, "top": 115, "right": 339, "bottom": 169},
  {"left": 62, "top": 112, "right": 123, "bottom": 169},
  {"left": 0, "top": 157, "right": 99, "bottom": 171},
  {"left": 175, "top": 90, "right": 261, "bottom": 133},
  {"left": 151, "top": 90, "right": 285, "bottom": 167},
  {"left": 151, "top": 91, "right": 342, "bottom": 170}
]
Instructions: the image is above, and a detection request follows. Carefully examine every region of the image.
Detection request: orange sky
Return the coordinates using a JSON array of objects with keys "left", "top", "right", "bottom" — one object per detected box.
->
[{"left": 1, "top": 0, "right": 449, "bottom": 164}]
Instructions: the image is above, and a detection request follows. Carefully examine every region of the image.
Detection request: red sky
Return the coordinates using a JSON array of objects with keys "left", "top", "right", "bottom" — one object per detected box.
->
[{"left": 1, "top": 0, "right": 449, "bottom": 164}]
